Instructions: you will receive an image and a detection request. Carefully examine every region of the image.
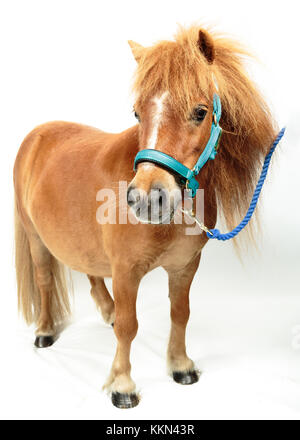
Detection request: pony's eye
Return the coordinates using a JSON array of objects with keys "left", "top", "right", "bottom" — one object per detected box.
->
[
  {"left": 191, "top": 106, "right": 207, "bottom": 124},
  {"left": 134, "top": 111, "right": 141, "bottom": 123}
]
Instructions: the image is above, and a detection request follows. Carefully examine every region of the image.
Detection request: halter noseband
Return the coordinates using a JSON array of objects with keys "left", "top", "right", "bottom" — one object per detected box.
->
[{"left": 133, "top": 93, "right": 222, "bottom": 197}]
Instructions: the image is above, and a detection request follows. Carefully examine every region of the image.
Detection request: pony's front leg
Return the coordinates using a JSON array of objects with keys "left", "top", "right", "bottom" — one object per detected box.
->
[
  {"left": 166, "top": 254, "right": 201, "bottom": 385},
  {"left": 104, "top": 265, "right": 141, "bottom": 409}
]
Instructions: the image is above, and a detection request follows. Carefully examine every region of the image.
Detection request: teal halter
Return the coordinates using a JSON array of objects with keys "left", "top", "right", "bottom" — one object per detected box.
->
[{"left": 133, "top": 94, "right": 222, "bottom": 197}]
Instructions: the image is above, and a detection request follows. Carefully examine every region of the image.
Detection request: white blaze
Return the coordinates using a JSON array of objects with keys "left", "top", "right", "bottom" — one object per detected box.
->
[{"left": 146, "top": 91, "right": 168, "bottom": 149}]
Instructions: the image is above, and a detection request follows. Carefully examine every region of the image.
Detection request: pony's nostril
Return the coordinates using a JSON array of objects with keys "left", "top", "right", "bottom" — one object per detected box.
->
[
  {"left": 158, "top": 194, "right": 163, "bottom": 209},
  {"left": 127, "top": 186, "right": 140, "bottom": 207}
]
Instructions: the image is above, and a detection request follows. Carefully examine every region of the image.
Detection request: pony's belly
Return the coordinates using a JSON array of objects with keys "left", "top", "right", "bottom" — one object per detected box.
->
[
  {"left": 29, "top": 202, "right": 112, "bottom": 276},
  {"left": 67, "top": 261, "right": 112, "bottom": 277},
  {"left": 37, "top": 234, "right": 112, "bottom": 277}
]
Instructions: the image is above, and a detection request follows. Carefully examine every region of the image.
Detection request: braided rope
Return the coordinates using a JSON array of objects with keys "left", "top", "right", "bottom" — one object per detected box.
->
[{"left": 208, "top": 128, "right": 286, "bottom": 241}]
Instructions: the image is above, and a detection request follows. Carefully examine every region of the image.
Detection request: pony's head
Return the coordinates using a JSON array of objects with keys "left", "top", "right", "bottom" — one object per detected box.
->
[{"left": 127, "top": 26, "right": 277, "bottom": 228}]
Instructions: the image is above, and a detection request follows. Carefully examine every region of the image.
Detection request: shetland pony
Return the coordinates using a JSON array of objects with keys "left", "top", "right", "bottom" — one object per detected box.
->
[{"left": 14, "top": 26, "right": 277, "bottom": 408}]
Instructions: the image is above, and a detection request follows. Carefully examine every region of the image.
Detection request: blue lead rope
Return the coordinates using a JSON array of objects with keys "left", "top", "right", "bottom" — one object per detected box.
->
[
  {"left": 133, "top": 94, "right": 286, "bottom": 243},
  {"left": 207, "top": 127, "right": 286, "bottom": 240}
]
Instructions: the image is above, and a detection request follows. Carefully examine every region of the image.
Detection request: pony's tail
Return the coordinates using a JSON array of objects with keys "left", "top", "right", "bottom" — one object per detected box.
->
[{"left": 14, "top": 199, "right": 72, "bottom": 326}]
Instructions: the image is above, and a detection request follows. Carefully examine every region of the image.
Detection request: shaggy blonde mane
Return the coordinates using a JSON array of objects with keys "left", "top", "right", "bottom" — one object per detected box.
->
[{"left": 132, "top": 26, "right": 278, "bottom": 236}]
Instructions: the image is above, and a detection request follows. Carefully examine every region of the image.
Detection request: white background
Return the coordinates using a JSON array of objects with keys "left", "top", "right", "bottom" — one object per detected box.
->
[{"left": 0, "top": 0, "right": 300, "bottom": 420}]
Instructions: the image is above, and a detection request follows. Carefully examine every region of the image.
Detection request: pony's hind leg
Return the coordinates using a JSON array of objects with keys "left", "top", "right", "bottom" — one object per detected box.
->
[
  {"left": 87, "top": 276, "right": 115, "bottom": 326},
  {"left": 29, "top": 236, "right": 57, "bottom": 348},
  {"left": 28, "top": 235, "right": 70, "bottom": 348},
  {"left": 166, "top": 255, "right": 201, "bottom": 385},
  {"left": 15, "top": 204, "right": 71, "bottom": 348}
]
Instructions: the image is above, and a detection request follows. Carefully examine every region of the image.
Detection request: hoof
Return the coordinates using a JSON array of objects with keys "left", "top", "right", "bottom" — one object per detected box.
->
[
  {"left": 111, "top": 392, "right": 139, "bottom": 409},
  {"left": 173, "top": 370, "right": 200, "bottom": 385},
  {"left": 111, "top": 323, "right": 114, "bottom": 328},
  {"left": 34, "top": 336, "right": 55, "bottom": 348}
]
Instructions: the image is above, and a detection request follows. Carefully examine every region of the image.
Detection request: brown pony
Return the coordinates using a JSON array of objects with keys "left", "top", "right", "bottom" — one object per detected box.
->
[{"left": 14, "top": 26, "right": 277, "bottom": 409}]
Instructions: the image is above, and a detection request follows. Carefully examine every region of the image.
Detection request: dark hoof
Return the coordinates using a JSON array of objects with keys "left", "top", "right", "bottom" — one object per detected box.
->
[
  {"left": 173, "top": 370, "right": 200, "bottom": 385},
  {"left": 111, "top": 392, "right": 139, "bottom": 409},
  {"left": 111, "top": 323, "right": 114, "bottom": 328},
  {"left": 34, "top": 336, "right": 55, "bottom": 348}
]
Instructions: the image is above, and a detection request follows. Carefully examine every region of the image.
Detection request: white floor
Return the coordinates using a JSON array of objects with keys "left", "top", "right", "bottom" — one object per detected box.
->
[{"left": 1, "top": 235, "right": 300, "bottom": 420}]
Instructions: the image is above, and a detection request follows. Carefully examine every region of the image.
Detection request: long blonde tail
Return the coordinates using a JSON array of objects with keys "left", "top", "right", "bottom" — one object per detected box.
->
[{"left": 14, "top": 199, "right": 72, "bottom": 326}]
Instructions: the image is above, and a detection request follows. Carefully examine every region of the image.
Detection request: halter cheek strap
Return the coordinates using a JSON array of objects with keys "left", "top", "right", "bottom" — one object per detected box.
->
[{"left": 133, "top": 94, "right": 222, "bottom": 197}]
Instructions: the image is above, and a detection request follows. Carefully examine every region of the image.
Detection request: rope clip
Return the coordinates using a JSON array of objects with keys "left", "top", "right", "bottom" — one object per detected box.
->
[{"left": 181, "top": 208, "right": 213, "bottom": 236}]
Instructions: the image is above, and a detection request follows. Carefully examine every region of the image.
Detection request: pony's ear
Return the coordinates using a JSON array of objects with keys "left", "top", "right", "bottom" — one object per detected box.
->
[
  {"left": 128, "top": 40, "right": 145, "bottom": 63},
  {"left": 197, "top": 30, "right": 215, "bottom": 64}
]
